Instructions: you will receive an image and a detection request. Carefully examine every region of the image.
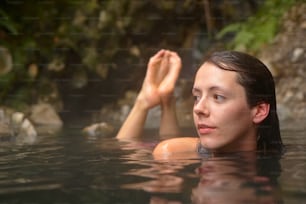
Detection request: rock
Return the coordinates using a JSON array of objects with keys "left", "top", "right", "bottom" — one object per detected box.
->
[
  {"left": 0, "top": 109, "right": 37, "bottom": 145},
  {"left": 10, "top": 112, "right": 37, "bottom": 145},
  {"left": 28, "top": 103, "right": 63, "bottom": 135},
  {"left": 11, "top": 112, "right": 25, "bottom": 130},
  {"left": 15, "top": 118, "right": 37, "bottom": 145},
  {"left": 291, "top": 48, "right": 304, "bottom": 62},
  {"left": 0, "top": 123, "right": 10, "bottom": 137},
  {"left": 0, "top": 109, "right": 10, "bottom": 136},
  {"left": 30, "top": 103, "right": 63, "bottom": 127},
  {"left": 119, "top": 105, "right": 130, "bottom": 123},
  {"left": 47, "top": 58, "right": 65, "bottom": 72},
  {"left": 0, "top": 122, "right": 10, "bottom": 137},
  {"left": 0, "top": 46, "right": 13, "bottom": 75},
  {"left": 82, "top": 122, "right": 115, "bottom": 137},
  {"left": 145, "top": 106, "right": 161, "bottom": 128},
  {"left": 277, "top": 104, "right": 292, "bottom": 121}
]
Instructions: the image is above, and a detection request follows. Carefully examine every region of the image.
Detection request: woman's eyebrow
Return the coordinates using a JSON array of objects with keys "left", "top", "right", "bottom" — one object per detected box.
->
[
  {"left": 193, "top": 86, "right": 225, "bottom": 92},
  {"left": 192, "top": 87, "right": 201, "bottom": 94},
  {"left": 193, "top": 86, "right": 231, "bottom": 96},
  {"left": 208, "top": 86, "right": 225, "bottom": 92}
]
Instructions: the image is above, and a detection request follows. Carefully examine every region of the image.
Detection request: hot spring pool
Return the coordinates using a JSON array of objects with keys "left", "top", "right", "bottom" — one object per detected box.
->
[{"left": 0, "top": 123, "right": 305, "bottom": 203}]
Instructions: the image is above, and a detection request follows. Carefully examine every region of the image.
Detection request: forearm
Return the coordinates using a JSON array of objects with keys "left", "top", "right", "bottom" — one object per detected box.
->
[
  {"left": 159, "top": 97, "right": 180, "bottom": 137},
  {"left": 116, "top": 99, "right": 149, "bottom": 140}
]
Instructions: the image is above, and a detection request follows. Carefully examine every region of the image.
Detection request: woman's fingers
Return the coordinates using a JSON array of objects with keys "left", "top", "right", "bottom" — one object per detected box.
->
[
  {"left": 146, "top": 49, "right": 165, "bottom": 84},
  {"left": 159, "top": 51, "right": 182, "bottom": 94},
  {"left": 169, "top": 51, "right": 182, "bottom": 69},
  {"left": 156, "top": 51, "right": 170, "bottom": 84}
]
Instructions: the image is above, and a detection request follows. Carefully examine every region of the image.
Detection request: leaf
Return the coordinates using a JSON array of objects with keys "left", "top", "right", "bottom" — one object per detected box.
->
[
  {"left": 234, "top": 30, "right": 255, "bottom": 49},
  {"left": 0, "top": 9, "right": 18, "bottom": 34},
  {"left": 216, "top": 23, "right": 241, "bottom": 39}
]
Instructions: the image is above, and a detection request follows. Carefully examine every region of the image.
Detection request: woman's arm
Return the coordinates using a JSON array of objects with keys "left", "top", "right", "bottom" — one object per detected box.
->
[
  {"left": 159, "top": 97, "right": 180, "bottom": 136},
  {"left": 115, "top": 97, "right": 150, "bottom": 139},
  {"left": 159, "top": 51, "right": 182, "bottom": 136},
  {"left": 116, "top": 50, "right": 182, "bottom": 140}
]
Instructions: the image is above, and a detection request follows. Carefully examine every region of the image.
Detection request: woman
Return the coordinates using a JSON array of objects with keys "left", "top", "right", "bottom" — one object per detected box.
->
[{"left": 116, "top": 49, "right": 284, "bottom": 157}]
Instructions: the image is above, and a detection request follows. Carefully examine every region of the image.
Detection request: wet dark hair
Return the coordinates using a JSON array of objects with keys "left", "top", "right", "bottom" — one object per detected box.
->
[{"left": 206, "top": 51, "right": 284, "bottom": 153}]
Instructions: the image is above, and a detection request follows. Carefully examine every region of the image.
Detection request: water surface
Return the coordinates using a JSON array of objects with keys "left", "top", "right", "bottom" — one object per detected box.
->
[{"left": 0, "top": 125, "right": 305, "bottom": 203}]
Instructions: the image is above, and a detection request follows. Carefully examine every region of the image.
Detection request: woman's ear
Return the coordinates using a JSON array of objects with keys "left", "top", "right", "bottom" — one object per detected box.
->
[{"left": 252, "top": 102, "right": 270, "bottom": 124}]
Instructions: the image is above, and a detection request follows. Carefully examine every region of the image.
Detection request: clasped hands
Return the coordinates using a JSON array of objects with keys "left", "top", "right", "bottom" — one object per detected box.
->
[{"left": 137, "top": 50, "right": 182, "bottom": 110}]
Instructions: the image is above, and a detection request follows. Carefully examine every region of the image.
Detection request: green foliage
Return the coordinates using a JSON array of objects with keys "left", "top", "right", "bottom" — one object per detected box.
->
[
  {"left": 217, "top": 0, "right": 297, "bottom": 52},
  {"left": 0, "top": 9, "right": 18, "bottom": 35},
  {"left": 0, "top": 0, "right": 298, "bottom": 110}
]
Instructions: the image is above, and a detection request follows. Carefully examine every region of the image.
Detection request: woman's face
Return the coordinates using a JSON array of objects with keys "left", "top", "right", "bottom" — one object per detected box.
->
[{"left": 193, "top": 62, "right": 258, "bottom": 152}]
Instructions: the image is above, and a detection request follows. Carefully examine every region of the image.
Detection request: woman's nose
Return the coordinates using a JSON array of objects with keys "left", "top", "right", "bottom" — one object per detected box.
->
[{"left": 193, "top": 97, "right": 210, "bottom": 117}]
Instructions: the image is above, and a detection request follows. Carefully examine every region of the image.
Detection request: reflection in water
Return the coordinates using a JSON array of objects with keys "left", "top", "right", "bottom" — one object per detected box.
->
[
  {"left": 191, "top": 153, "right": 282, "bottom": 204},
  {"left": 119, "top": 139, "right": 198, "bottom": 193},
  {"left": 120, "top": 140, "right": 283, "bottom": 204}
]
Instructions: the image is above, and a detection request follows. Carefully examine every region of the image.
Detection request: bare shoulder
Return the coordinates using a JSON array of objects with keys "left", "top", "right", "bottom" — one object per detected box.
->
[{"left": 152, "top": 137, "right": 199, "bottom": 158}]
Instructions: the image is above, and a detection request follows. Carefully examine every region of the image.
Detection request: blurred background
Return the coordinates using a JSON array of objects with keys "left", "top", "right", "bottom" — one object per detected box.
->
[{"left": 0, "top": 0, "right": 305, "bottom": 135}]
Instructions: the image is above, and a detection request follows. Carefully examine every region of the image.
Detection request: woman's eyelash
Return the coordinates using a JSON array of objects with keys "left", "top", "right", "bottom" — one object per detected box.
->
[
  {"left": 213, "top": 94, "right": 226, "bottom": 101},
  {"left": 192, "top": 93, "right": 226, "bottom": 103}
]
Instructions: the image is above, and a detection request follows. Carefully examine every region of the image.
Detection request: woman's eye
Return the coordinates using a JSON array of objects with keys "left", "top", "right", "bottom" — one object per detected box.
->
[
  {"left": 213, "top": 94, "right": 226, "bottom": 102},
  {"left": 193, "top": 95, "right": 200, "bottom": 103}
]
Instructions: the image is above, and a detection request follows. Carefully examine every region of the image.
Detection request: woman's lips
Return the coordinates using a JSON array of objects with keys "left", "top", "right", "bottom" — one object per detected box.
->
[{"left": 197, "top": 124, "right": 216, "bottom": 135}]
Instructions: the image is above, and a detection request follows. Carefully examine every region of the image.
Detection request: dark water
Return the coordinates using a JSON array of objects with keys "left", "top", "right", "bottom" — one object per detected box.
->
[{"left": 0, "top": 126, "right": 305, "bottom": 204}]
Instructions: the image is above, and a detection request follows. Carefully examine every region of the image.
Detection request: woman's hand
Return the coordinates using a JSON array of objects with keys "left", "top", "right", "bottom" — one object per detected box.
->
[{"left": 137, "top": 50, "right": 182, "bottom": 110}]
